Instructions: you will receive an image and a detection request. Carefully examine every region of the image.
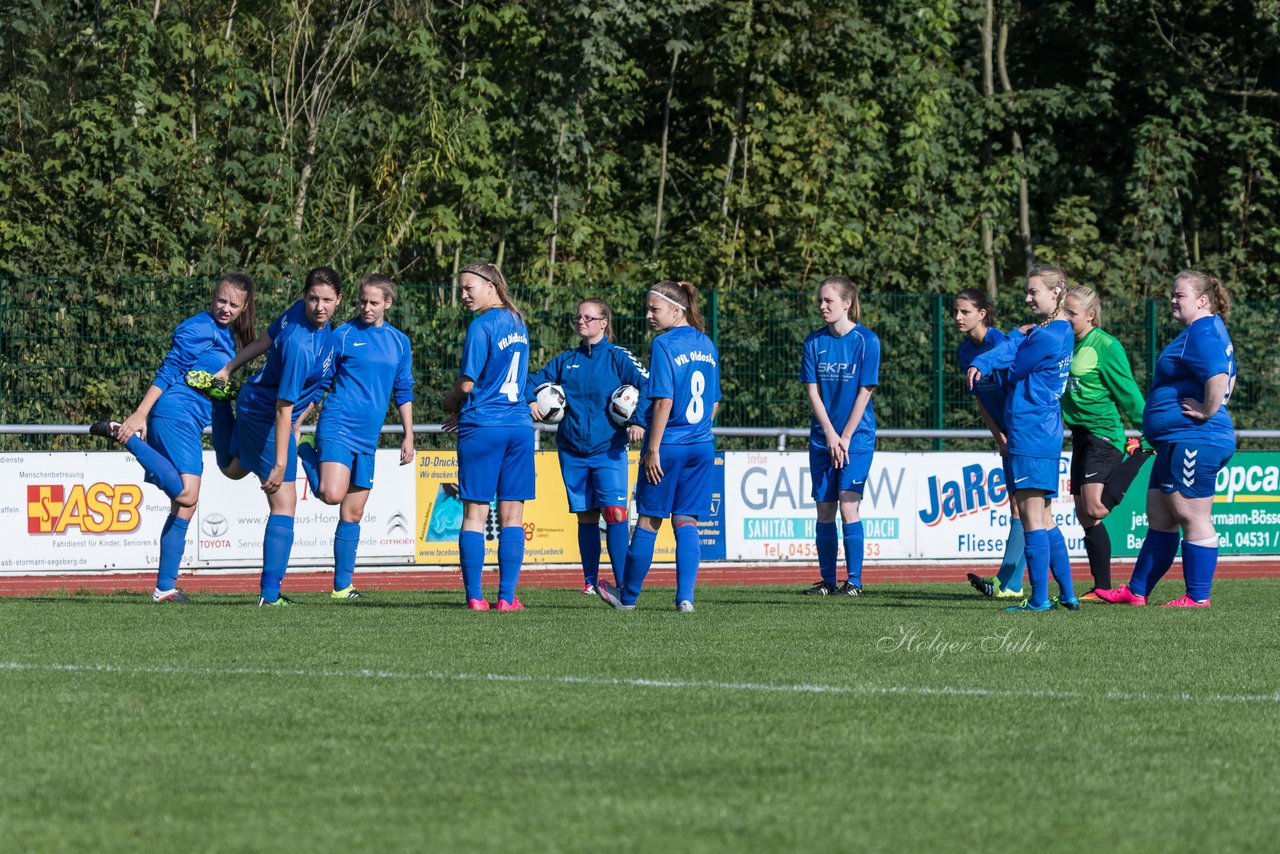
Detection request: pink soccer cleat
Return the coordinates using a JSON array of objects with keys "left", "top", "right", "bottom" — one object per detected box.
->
[
  {"left": 495, "top": 597, "right": 525, "bottom": 611},
  {"left": 1161, "top": 594, "right": 1210, "bottom": 608},
  {"left": 1092, "top": 585, "right": 1147, "bottom": 606},
  {"left": 467, "top": 598, "right": 491, "bottom": 611}
]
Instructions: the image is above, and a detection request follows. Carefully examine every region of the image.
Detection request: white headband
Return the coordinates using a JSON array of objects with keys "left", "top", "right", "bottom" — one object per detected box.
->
[{"left": 649, "top": 289, "right": 687, "bottom": 311}]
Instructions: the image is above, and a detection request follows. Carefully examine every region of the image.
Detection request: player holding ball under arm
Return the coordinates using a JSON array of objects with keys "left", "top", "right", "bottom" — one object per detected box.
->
[{"left": 527, "top": 298, "right": 648, "bottom": 595}]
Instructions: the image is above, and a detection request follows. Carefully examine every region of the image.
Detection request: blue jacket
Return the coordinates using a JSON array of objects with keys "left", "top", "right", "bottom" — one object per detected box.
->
[{"left": 526, "top": 336, "right": 649, "bottom": 456}]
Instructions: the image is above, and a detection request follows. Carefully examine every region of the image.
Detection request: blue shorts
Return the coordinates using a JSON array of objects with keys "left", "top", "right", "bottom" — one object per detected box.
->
[
  {"left": 1150, "top": 441, "right": 1232, "bottom": 499},
  {"left": 318, "top": 439, "right": 376, "bottom": 490},
  {"left": 559, "top": 446, "right": 629, "bottom": 513},
  {"left": 1007, "top": 454, "right": 1059, "bottom": 498},
  {"left": 236, "top": 412, "right": 298, "bottom": 483},
  {"left": 1000, "top": 455, "right": 1016, "bottom": 502},
  {"left": 635, "top": 442, "right": 715, "bottom": 519},
  {"left": 458, "top": 424, "right": 535, "bottom": 503},
  {"left": 809, "top": 447, "right": 874, "bottom": 502},
  {"left": 145, "top": 414, "right": 204, "bottom": 483}
]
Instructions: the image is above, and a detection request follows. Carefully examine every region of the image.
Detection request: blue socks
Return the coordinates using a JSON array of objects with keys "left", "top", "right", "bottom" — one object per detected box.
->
[
  {"left": 459, "top": 530, "right": 485, "bottom": 601},
  {"left": 996, "top": 517, "right": 1026, "bottom": 593},
  {"left": 816, "top": 521, "right": 838, "bottom": 586},
  {"left": 125, "top": 435, "right": 184, "bottom": 501},
  {"left": 260, "top": 514, "right": 295, "bottom": 602},
  {"left": 156, "top": 514, "right": 189, "bottom": 591},
  {"left": 1181, "top": 540, "right": 1217, "bottom": 602},
  {"left": 1128, "top": 528, "right": 1180, "bottom": 597},
  {"left": 212, "top": 402, "right": 236, "bottom": 470},
  {"left": 842, "top": 521, "right": 864, "bottom": 588},
  {"left": 497, "top": 526, "right": 524, "bottom": 603},
  {"left": 298, "top": 440, "right": 321, "bottom": 496},
  {"left": 578, "top": 522, "right": 601, "bottom": 587},
  {"left": 674, "top": 523, "right": 700, "bottom": 604},
  {"left": 1023, "top": 529, "right": 1050, "bottom": 608},
  {"left": 1046, "top": 526, "right": 1074, "bottom": 600},
  {"left": 621, "top": 527, "right": 658, "bottom": 606},
  {"left": 604, "top": 521, "right": 629, "bottom": 587},
  {"left": 334, "top": 520, "right": 360, "bottom": 591}
]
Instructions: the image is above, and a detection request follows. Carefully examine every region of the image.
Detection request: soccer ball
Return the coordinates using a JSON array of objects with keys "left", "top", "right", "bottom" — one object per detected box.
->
[
  {"left": 535, "top": 383, "right": 567, "bottom": 423},
  {"left": 607, "top": 384, "right": 640, "bottom": 428}
]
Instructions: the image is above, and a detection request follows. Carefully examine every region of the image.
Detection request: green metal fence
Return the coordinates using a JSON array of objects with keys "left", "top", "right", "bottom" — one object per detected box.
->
[{"left": 2, "top": 276, "right": 1276, "bottom": 451}]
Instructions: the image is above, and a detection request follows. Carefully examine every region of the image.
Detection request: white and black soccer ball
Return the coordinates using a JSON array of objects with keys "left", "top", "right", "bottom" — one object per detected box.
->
[
  {"left": 535, "top": 382, "right": 567, "bottom": 424},
  {"left": 607, "top": 384, "right": 640, "bottom": 428}
]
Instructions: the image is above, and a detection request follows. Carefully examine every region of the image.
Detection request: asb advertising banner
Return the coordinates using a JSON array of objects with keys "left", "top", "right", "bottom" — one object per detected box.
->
[
  {"left": 1104, "top": 452, "right": 1280, "bottom": 556},
  {"left": 0, "top": 450, "right": 417, "bottom": 575},
  {"left": 415, "top": 450, "right": 725, "bottom": 565}
]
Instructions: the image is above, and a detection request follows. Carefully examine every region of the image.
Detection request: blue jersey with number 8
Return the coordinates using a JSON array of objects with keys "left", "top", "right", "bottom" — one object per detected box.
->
[
  {"left": 458, "top": 308, "right": 532, "bottom": 428},
  {"left": 646, "top": 325, "right": 720, "bottom": 445}
]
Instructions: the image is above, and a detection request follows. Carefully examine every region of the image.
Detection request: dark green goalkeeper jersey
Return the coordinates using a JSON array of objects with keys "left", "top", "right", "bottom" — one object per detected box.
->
[{"left": 1061, "top": 327, "right": 1149, "bottom": 452}]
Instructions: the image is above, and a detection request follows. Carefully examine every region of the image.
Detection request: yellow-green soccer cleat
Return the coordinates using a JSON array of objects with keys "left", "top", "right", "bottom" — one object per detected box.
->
[
  {"left": 185, "top": 370, "right": 237, "bottom": 402},
  {"left": 258, "top": 595, "right": 296, "bottom": 607},
  {"left": 331, "top": 586, "right": 363, "bottom": 600},
  {"left": 995, "top": 584, "right": 1025, "bottom": 600}
]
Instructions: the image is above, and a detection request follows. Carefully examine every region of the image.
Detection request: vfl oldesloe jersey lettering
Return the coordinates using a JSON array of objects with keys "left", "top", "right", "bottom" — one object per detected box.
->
[
  {"left": 458, "top": 308, "right": 532, "bottom": 428},
  {"left": 646, "top": 326, "right": 720, "bottom": 445},
  {"left": 1143, "top": 314, "right": 1236, "bottom": 448},
  {"left": 799, "top": 324, "right": 880, "bottom": 452},
  {"left": 316, "top": 320, "right": 414, "bottom": 453}
]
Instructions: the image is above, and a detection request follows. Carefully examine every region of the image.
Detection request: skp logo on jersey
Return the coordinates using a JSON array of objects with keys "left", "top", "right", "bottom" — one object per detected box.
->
[{"left": 26, "top": 483, "right": 143, "bottom": 534}]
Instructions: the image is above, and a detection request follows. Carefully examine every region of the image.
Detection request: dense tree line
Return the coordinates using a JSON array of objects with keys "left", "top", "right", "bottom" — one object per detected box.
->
[{"left": 2, "top": 0, "right": 1278, "bottom": 303}]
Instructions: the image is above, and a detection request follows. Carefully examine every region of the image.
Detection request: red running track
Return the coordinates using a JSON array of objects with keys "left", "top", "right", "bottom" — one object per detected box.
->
[{"left": 3, "top": 559, "right": 1278, "bottom": 596}]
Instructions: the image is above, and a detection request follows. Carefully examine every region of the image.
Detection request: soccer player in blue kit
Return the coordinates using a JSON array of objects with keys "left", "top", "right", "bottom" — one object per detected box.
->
[
  {"left": 1096, "top": 270, "right": 1237, "bottom": 608},
  {"left": 799, "top": 276, "right": 880, "bottom": 597},
  {"left": 235, "top": 268, "right": 341, "bottom": 606},
  {"left": 967, "top": 264, "right": 1079, "bottom": 612},
  {"left": 527, "top": 298, "right": 648, "bottom": 595},
  {"left": 955, "top": 287, "right": 1028, "bottom": 600},
  {"left": 596, "top": 279, "right": 720, "bottom": 613},
  {"left": 442, "top": 263, "right": 534, "bottom": 612},
  {"left": 298, "top": 274, "right": 415, "bottom": 600},
  {"left": 90, "top": 273, "right": 258, "bottom": 603}
]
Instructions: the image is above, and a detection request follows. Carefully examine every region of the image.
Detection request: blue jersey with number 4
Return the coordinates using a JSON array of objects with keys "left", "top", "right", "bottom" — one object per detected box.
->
[
  {"left": 646, "top": 325, "right": 720, "bottom": 445},
  {"left": 1143, "top": 314, "right": 1236, "bottom": 447},
  {"left": 458, "top": 308, "right": 532, "bottom": 428},
  {"left": 799, "top": 324, "right": 880, "bottom": 452}
]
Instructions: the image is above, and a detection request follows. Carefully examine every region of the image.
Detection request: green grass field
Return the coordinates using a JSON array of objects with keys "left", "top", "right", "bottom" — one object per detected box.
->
[{"left": 4, "top": 581, "right": 1280, "bottom": 853}]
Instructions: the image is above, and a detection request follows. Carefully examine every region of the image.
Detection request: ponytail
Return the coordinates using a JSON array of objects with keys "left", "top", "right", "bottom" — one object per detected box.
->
[
  {"left": 1176, "top": 269, "right": 1232, "bottom": 322},
  {"left": 461, "top": 262, "right": 525, "bottom": 325},
  {"left": 217, "top": 272, "right": 258, "bottom": 349},
  {"left": 954, "top": 287, "right": 994, "bottom": 328},
  {"left": 821, "top": 276, "right": 861, "bottom": 324},
  {"left": 650, "top": 279, "right": 706, "bottom": 333}
]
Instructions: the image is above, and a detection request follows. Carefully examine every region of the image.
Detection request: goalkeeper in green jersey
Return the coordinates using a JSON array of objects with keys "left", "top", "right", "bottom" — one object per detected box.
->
[{"left": 1061, "top": 286, "right": 1154, "bottom": 598}]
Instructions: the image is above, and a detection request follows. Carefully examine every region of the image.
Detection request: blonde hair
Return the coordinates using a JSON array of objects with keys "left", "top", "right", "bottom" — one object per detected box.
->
[
  {"left": 1028, "top": 263, "right": 1069, "bottom": 320},
  {"left": 820, "top": 276, "right": 861, "bottom": 324},
  {"left": 460, "top": 262, "right": 524, "bottom": 324},
  {"left": 1065, "top": 285, "right": 1102, "bottom": 328},
  {"left": 649, "top": 280, "right": 706, "bottom": 333},
  {"left": 360, "top": 273, "right": 397, "bottom": 305},
  {"left": 1174, "top": 269, "right": 1232, "bottom": 322}
]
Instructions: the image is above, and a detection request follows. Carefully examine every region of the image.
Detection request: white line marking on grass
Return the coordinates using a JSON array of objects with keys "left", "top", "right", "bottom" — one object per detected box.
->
[{"left": 3, "top": 661, "right": 1279, "bottom": 705}]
